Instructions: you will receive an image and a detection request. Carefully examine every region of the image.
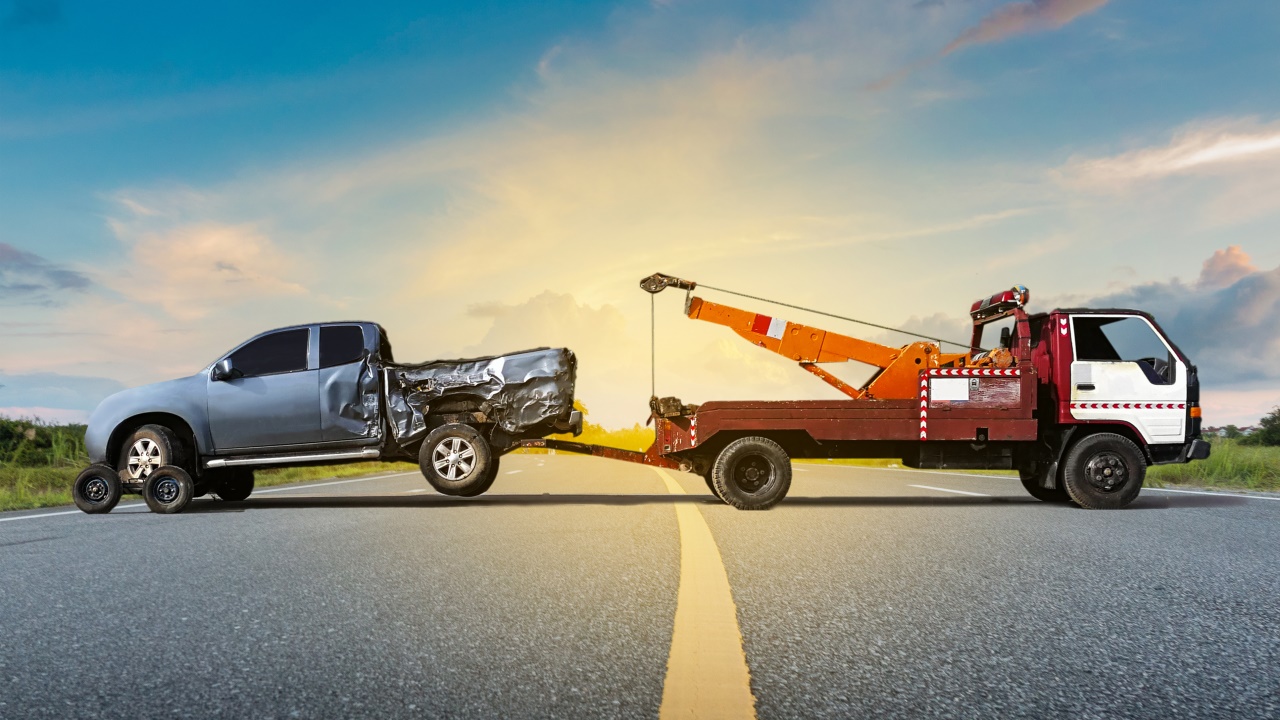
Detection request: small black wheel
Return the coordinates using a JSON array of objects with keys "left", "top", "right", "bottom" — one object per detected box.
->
[
  {"left": 457, "top": 456, "right": 500, "bottom": 497},
  {"left": 214, "top": 469, "right": 255, "bottom": 502},
  {"left": 1061, "top": 433, "right": 1146, "bottom": 509},
  {"left": 419, "top": 424, "right": 493, "bottom": 496},
  {"left": 117, "top": 424, "right": 188, "bottom": 491},
  {"left": 73, "top": 464, "right": 122, "bottom": 514},
  {"left": 712, "top": 437, "right": 792, "bottom": 510},
  {"left": 1019, "top": 465, "right": 1069, "bottom": 503},
  {"left": 143, "top": 465, "right": 196, "bottom": 514}
]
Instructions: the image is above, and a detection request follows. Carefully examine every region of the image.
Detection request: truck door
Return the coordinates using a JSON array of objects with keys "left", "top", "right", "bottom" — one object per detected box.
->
[
  {"left": 318, "top": 324, "right": 381, "bottom": 442},
  {"left": 1069, "top": 314, "right": 1187, "bottom": 444},
  {"left": 208, "top": 327, "right": 322, "bottom": 450}
]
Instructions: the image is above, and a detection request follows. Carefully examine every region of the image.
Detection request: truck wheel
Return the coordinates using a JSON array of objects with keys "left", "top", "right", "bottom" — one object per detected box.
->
[
  {"left": 712, "top": 437, "right": 792, "bottom": 510},
  {"left": 1061, "top": 433, "right": 1146, "bottom": 510},
  {"left": 142, "top": 465, "right": 195, "bottom": 514},
  {"left": 118, "top": 424, "right": 188, "bottom": 488},
  {"left": 214, "top": 469, "right": 255, "bottom": 502},
  {"left": 73, "top": 464, "right": 122, "bottom": 514},
  {"left": 458, "top": 456, "right": 500, "bottom": 498},
  {"left": 1018, "top": 466, "right": 1069, "bottom": 503},
  {"left": 419, "top": 424, "right": 493, "bottom": 496}
]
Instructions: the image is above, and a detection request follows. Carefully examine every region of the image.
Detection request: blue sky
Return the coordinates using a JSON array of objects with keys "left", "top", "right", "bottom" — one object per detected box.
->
[{"left": 2, "top": 0, "right": 1279, "bottom": 427}]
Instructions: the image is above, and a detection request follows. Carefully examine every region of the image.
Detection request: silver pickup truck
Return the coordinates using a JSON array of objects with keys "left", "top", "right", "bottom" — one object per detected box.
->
[{"left": 74, "top": 321, "right": 580, "bottom": 514}]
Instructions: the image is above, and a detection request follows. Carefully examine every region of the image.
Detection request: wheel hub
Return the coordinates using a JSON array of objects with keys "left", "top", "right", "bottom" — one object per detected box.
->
[
  {"left": 1085, "top": 452, "right": 1128, "bottom": 493},
  {"left": 127, "top": 438, "right": 162, "bottom": 480},
  {"left": 84, "top": 477, "right": 109, "bottom": 503},
  {"left": 432, "top": 437, "right": 477, "bottom": 481},
  {"left": 731, "top": 454, "right": 773, "bottom": 494},
  {"left": 153, "top": 477, "right": 179, "bottom": 504}
]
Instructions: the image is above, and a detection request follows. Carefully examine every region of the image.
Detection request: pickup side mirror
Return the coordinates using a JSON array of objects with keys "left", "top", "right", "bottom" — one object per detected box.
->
[{"left": 212, "top": 358, "right": 242, "bottom": 382}]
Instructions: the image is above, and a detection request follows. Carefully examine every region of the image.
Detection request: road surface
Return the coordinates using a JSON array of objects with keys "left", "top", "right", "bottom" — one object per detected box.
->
[{"left": 1, "top": 455, "right": 1277, "bottom": 719}]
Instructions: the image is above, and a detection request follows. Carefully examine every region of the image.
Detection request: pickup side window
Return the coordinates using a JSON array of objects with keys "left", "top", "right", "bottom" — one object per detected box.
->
[
  {"left": 320, "top": 325, "right": 366, "bottom": 368},
  {"left": 1073, "top": 316, "right": 1175, "bottom": 384},
  {"left": 229, "top": 328, "right": 310, "bottom": 377}
]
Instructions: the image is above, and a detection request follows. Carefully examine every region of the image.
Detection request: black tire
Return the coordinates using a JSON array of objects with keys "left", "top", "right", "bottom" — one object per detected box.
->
[
  {"left": 73, "top": 464, "right": 122, "bottom": 514},
  {"left": 418, "top": 424, "right": 493, "bottom": 496},
  {"left": 457, "top": 456, "right": 500, "bottom": 498},
  {"left": 213, "top": 469, "right": 255, "bottom": 502},
  {"left": 1061, "top": 433, "right": 1146, "bottom": 510},
  {"left": 117, "top": 424, "right": 189, "bottom": 490},
  {"left": 1019, "top": 466, "right": 1070, "bottom": 503},
  {"left": 142, "top": 465, "right": 196, "bottom": 514},
  {"left": 711, "top": 437, "right": 792, "bottom": 510},
  {"left": 703, "top": 471, "right": 723, "bottom": 501}
]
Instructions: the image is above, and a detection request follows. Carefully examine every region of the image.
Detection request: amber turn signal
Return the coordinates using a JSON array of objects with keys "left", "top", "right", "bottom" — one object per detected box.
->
[{"left": 1189, "top": 407, "right": 1202, "bottom": 418}]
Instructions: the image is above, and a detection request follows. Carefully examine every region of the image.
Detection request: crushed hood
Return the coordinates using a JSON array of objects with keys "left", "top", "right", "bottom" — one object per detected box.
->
[{"left": 382, "top": 347, "right": 576, "bottom": 445}]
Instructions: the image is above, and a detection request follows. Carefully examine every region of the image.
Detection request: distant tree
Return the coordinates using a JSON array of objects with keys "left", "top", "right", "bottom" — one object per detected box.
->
[
  {"left": 1223, "top": 424, "right": 1243, "bottom": 440},
  {"left": 1241, "top": 407, "right": 1280, "bottom": 447}
]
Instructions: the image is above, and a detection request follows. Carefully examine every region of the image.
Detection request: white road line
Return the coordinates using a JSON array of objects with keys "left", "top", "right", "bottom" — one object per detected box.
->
[
  {"left": 505, "top": 470, "right": 523, "bottom": 475},
  {"left": 0, "top": 509, "right": 83, "bottom": 523},
  {"left": 404, "top": 488, "right": 428, "bottom": 494},
  {"left": 908, "top": 484, "right": 990, "bottom": 497},
  {"left": 253, "top": 472, "right": 419, "bottom": 495},
  {"left": 1147, "top": 487, "right": 1280, "bottom": 501}
]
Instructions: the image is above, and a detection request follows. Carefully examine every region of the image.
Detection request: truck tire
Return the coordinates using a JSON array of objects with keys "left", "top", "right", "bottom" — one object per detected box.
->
[
  {"left": 419, "top": 424, "right": 493, "bottom": 496},
  {"left": 73, "top": 464, "right": 123, "bottom": 514},
  {"left": 118, "top": 424, "right": 188, "bottom": 488},
  {"left": 457, "top": 456, "right": 500, "bottom": 498},
  {"left": 712, "top": 436, "right": 792, "bottom": 510},
  {"left": 142, "top": 465, "right": 196, "bottom": 514},
  {"left": 1061, "top": 433, "right": 1146, "bottom": 510},
  {"left": 1019, "top": 467, "right": 1069, "bottom": 503},
  {"left": 214, "top": 469, "right": 255, "bottom": 502}
]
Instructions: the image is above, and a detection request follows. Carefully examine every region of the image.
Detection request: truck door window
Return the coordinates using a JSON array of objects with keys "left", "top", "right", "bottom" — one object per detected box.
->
[
  {"left": 1073, "top": 316, "right": 1175, "bottom": 384},
  {"left": 320, "top": 325, "right": 366, "bottom": 368},
  {"left": 228, "top": 328, "right": 310, "bottom": 377}
]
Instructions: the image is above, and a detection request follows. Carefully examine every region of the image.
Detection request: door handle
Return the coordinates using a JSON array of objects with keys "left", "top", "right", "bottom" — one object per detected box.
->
[{"left": 1076, "top": 383, "right": 1095, "bottom": 391}]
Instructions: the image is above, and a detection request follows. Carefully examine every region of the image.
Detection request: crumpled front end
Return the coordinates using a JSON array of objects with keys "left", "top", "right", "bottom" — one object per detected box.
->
[{"left": 383, "top": 347, "right": 577, "bottom": 446}]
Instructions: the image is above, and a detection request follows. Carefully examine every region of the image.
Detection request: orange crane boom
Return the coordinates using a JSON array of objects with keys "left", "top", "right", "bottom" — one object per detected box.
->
[{"left": 641, "top": 273, "right": 968, "bottom": 401}]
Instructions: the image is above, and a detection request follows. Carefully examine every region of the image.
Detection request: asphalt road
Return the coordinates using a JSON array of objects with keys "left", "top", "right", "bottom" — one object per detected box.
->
[{"left": 1, "top": 455, "right": 1277, "bottom": 719}]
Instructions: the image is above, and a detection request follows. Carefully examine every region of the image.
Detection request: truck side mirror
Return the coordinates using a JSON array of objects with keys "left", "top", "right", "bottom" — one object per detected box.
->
[{"left": 212, "top": 358, "right": 241, "bottom": 381}]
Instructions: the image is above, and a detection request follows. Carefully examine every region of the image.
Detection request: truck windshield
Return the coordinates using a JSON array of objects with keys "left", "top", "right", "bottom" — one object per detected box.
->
[{"left": 1073, "top": 316, "right": 1175, "bottom": 384}]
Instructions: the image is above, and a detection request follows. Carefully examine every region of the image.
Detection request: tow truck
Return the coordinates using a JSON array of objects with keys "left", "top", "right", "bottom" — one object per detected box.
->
[{"left": 523, "top": 273, "right": 1210, "bottom": 510}]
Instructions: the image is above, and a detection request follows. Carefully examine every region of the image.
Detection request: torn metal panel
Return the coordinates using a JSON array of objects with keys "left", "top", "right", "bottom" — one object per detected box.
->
[{"left": 383, "top": 347, "right": 577, "bottom": 445}]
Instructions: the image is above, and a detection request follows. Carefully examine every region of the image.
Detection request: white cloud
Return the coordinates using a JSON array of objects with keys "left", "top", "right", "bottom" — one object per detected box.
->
[{"left": 1059, "top": 118, "right": 1280, "bottom": 189}]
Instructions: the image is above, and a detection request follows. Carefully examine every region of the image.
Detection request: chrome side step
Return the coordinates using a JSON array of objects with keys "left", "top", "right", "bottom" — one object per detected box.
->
[{"left": 205, "top": 447, "right": 380, "bottom": 469}]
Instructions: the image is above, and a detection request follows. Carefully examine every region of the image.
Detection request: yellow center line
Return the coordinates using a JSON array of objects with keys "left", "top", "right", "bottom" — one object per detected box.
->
[{"left": 653, "top": 468, "right": 757, "bottom": 720}]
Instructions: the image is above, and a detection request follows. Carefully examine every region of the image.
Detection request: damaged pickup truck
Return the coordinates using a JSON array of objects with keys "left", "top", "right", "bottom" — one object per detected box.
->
[{"left": 75, "top": 322, "right": 580, "bottom": 514}]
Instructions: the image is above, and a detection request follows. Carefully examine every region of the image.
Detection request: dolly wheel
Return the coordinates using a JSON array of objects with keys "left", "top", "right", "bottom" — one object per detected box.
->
[
  {"left": 711, "top": 437, "right": 792, "bottom": 510},
  {"left": 73, "top": 464, "right": 123, "bottom": 514},
  {"left": 143, "top": 465, "right": 196, "bottom": 514}
]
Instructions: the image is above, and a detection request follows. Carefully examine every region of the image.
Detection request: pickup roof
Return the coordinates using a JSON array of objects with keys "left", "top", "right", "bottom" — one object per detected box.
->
[{"left": 81, "top": 321, "right": 579, "bottom": 513}]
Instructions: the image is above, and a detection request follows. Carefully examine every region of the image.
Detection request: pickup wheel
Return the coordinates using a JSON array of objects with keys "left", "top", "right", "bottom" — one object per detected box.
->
[
  {"left": 117, "top": 424, "right": 188, "bottom": 489},
  {"left": 1061, "top": 433, "right": 1146, "bottom": 509},
  {"left": 73, "top": 464, "right": 123, "bottom": 514},
  {"left": 142, "top": 465, "right": 196, "bottom": 514},
  {"left": 1018, "top": 465, "right": 1069, "bottom": 503},
  {"left": 457, "top": 456, "right": 500, "bottom": 498},
  {"left": 712, "top": 437, "right": 791, "bottom": 510},
  {"left": 419, "top": 424, "right": 493, "bottom": 496},
  {"left": 213, "top": 469, "right": 255, "bottom": 502}
]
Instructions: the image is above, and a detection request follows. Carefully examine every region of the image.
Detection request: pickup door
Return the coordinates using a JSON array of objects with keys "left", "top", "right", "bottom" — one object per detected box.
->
[{"left": 208, "top": 327, "right": 322, "bottom": 450}]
